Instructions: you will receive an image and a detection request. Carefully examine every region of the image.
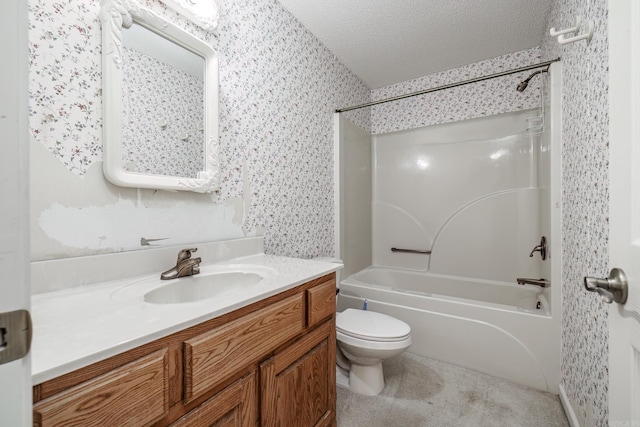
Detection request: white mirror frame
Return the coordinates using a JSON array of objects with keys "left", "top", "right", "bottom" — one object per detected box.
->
[
  {"left": 100, "top": 0, "right": 220, "bottom": 193},
  {"left": 161, "top": 0, "right": 219, "bottom": 32}
]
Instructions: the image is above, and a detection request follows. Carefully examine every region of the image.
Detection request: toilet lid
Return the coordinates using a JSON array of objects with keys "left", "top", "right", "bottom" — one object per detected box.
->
[{"left": 336, "top": 308, "right": 411, "bottom": 342}]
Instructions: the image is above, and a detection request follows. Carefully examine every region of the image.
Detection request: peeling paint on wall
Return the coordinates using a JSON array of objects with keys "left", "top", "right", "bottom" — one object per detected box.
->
[{"left": 38, "top": 199, "right": 245, "bottom": 254}]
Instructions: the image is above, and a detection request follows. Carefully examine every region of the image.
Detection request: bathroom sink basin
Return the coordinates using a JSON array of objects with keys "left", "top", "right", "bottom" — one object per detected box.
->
[
  {"left": 145, "top": 271, "right": 264, "bottom": 304},
  {"left": 111, "top": 264, "right": 277, "bottom": 304}
]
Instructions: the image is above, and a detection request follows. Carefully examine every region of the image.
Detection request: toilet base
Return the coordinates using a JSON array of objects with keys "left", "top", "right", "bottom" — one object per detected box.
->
[
  {"left": 335, "top": 362, "right": 384, "bottom": 396},
  {"left": 336, "top": 365, "right": 350, "bottom": 390}
]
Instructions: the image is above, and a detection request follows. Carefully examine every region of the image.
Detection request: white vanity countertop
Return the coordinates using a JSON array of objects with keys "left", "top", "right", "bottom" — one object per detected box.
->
[{"left": 31, "top": 254, "right": 340, "bottom": 385}]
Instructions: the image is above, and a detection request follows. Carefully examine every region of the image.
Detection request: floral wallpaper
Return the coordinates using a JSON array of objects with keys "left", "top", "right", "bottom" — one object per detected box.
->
[
  {"left": 29, "top": 0, "right": 102, "bottom": 174},
  {"left": 371, "top": 47, "right": 543, "bottom": 134},
  {"left": 541, "top": 0, "right": 610, "bottom": 425},
  {"left": 121, "top": 45, "right": 204, "bottom": 178},
  {"left": 28, "top": 0, "right": 370, "bottom": 259},
  {"left": 215, "top": 0, "right": 369, "bottom": 256}
]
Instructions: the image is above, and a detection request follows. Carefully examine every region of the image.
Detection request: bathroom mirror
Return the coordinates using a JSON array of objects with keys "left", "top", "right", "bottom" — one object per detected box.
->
[{"left": 100, "top": 0, "right": 219, "bottom": 193}]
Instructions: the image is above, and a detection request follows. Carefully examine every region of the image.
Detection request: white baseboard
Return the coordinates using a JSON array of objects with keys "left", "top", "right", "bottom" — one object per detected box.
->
[{"left": 559, "top": 383, "right": 582, "bottom": 427}]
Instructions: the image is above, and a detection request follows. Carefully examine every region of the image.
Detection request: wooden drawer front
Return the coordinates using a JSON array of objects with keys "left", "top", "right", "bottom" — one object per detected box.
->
[
  {"left": 171, "top": 372, "right": 257, "bottom": 427},
  {"left": 184, "top": 293, "right": 304, "bottom": 403},
  {"left": 307, "top": 278, "right": 336, "bottom": 327},
  {"left": 33, "top": 349, "right": 169, "bottom": 427}
]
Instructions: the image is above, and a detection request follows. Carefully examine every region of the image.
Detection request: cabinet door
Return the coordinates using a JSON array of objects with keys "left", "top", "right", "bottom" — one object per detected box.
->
[
  {"left": 260, "top": 320, "right": 336, "bottom": 427},
  {"left": 171, "top": 372, "right": 257, "bottom": 427}
]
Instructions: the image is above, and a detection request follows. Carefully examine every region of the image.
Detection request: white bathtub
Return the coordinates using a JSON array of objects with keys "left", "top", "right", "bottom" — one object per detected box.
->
[{"left": 337, "top": 267, "right": 559, "bottom": 392}]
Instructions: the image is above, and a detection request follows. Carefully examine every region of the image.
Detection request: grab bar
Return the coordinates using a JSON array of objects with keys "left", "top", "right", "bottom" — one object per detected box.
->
[{"left": 391, "top": 247, "right": 431, "bottom": 255}]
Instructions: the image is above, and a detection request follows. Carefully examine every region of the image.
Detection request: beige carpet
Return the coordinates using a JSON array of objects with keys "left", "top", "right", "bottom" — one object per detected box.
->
[{"left": 336, "top": 352, "right": 569, "bottom": 427}]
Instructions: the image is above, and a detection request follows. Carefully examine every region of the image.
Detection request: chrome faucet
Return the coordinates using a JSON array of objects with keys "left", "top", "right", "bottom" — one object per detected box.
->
[
  {"left": 516, "top": 278, "right": 550, "bottom": 288},
  {"left": 161, "top": 248, "right": 201, "bottom": 280}
]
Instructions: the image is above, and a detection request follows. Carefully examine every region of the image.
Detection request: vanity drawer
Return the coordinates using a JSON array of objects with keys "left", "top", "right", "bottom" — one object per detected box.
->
[
  {"left": 307, "top": 278, "right": 336, "bottom": 327},
  {"left": 183, "top": 293, "right": 305, "bottom": 403},
  {"left": 171, "top": 372, "right": 257, "bottom": 427},
  {"left": 33, "top": 349, "right": 169, "bottom": 427}
]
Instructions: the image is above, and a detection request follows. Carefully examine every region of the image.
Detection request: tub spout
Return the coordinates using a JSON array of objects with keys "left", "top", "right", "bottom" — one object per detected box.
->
[{"left": 516, "top": 278, "right": 550, "bottom": 288}]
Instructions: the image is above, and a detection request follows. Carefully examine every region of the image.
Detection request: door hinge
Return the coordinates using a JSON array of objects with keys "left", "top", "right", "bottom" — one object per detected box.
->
[{"left": 0, "top": 309, "right": 32, "bottom": 365}]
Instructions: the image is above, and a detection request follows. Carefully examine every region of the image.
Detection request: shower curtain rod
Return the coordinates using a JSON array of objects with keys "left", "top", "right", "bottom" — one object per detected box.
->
[{"left": 335, "top": 57, "right": 561, "bottom": 113}]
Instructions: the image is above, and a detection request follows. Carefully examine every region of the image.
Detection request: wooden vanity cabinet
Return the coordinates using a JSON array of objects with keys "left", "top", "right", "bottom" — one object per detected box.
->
[{"left": 32, "top": 273, "right": 336, "bottom": 427}]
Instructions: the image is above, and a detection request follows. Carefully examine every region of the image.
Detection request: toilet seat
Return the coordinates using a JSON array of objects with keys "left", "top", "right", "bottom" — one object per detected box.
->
[
  {"left": 336, "top": 309, "right": 411, "bottom": 342},
  {"left": 337, "top": 329, "right": 412, "bottom": 351}
]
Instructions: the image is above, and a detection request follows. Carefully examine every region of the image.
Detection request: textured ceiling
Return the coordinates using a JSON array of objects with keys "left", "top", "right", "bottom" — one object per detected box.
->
[{"left": 276, "top": 0, "right": 553, "bottom": 89}]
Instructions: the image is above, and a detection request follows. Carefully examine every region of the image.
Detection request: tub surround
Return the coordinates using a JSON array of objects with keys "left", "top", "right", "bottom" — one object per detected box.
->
[
  {"left": 31, "top": 237, "right": 341, "bottom": 385},
  {"left": 372, "top": 109, "right": 544, "bottom": 280},
  {"left": 337, "top": 63, "right": 562, "bottom": 396}
]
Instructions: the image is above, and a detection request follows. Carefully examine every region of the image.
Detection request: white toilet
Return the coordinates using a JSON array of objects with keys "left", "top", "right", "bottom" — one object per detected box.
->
[{"left": 335, "top": 308, "right": 412, "bottom": 396}]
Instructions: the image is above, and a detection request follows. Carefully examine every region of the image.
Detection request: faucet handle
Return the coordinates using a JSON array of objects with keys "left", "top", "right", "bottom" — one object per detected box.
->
[
  {"left": 176, "top": 248, "right": 197, "bottom": 262},
  {"left": 191, "top": 257, "right": 202, "bottom": 274},
  {"left": 528, "top": 236, "right": 547, "bottom": 260}
]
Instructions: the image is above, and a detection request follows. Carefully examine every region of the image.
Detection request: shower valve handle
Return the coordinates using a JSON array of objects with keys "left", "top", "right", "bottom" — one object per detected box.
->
[
  {"left": 529, "top": 236, "right": 547, "bottom": 260},
  {"left": 583, "top": 268, "right": 628, "bottom": 304}
]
